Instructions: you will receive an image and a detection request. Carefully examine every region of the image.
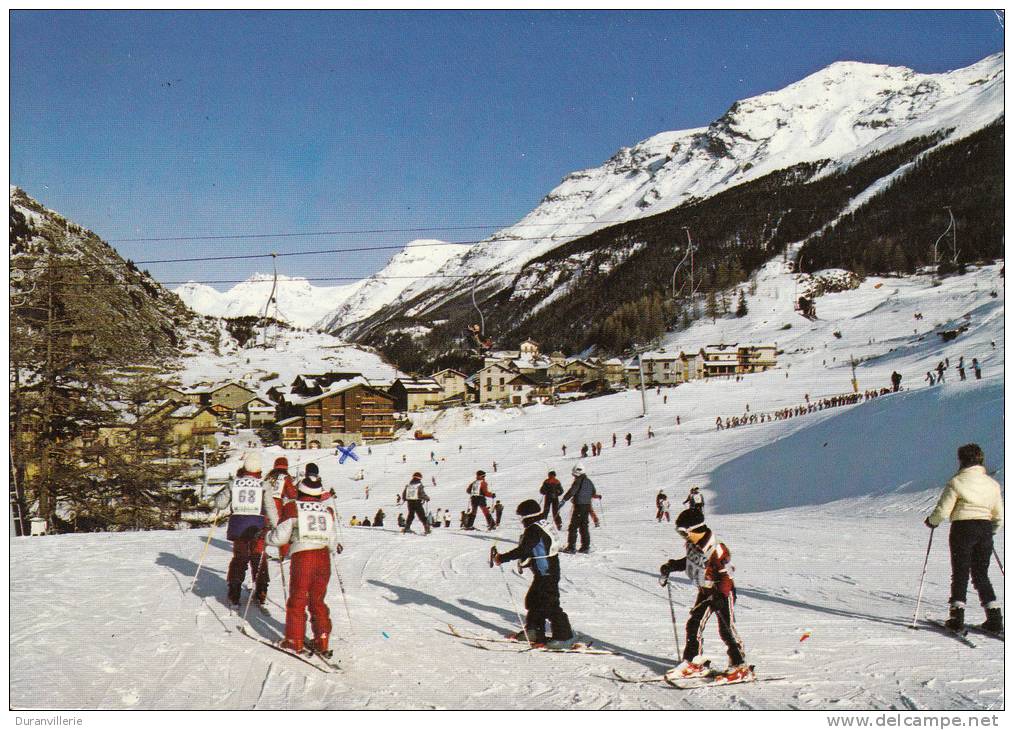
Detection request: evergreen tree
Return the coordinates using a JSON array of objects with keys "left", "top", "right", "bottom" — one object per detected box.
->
[
  {"left": 736, "top": 290, "right": 749, "bottom": 317},
  {"left": 705, "top": 289, "right": 719, "bottom": 321}
]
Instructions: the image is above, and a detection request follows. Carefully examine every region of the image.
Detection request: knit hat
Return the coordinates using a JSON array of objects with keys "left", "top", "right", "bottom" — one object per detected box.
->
[
  {"left": 675, "top": 508, "right": 706, "bottom": 535},
  {"left": 548, "top": 470, "right": 556, "bottom": 477},
  {"left": 243, "top": 452, "right": 262, "bottom": 474},
  {"left": 477, "top": 470, "right": 486, "bottom": 477},
  {"left": 273, "top": 456, "right": 289, "bottom": 470},
  {"left": 516, "top": 499, "right": 543, "bottom": 518},
  {"left": 305, "top": 463, "right": 319, "bottom": 477},
  {"left": 572, "top": 463, "right": 585, "bottom": 477},
  {"left": 412, "top": 472, "right": 422, "bottom": 480}
]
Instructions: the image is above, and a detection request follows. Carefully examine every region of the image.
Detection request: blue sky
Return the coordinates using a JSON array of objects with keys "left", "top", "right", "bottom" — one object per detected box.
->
[{"left": 10, "top": 10, "right": 1003, "bottom": 288}]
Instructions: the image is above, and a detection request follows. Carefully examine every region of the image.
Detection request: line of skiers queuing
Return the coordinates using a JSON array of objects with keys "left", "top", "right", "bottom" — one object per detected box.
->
[
  {"left": 925, "top": 356, "right": 983, "bottom": 386},
  {"left": 715, "top": 390, "right": 871, "bottom": 430}
]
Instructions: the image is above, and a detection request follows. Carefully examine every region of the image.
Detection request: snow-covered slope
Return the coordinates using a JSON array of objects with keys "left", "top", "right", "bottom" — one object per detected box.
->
[
  {"left": 174, "top": 321, "right": 403, "bottom": 393},
  {"left": 11, "top": 262, "right": 1004, "bottom": 709},
  {"left": 352, "top": 53, "right": 1003, "bottom": 326},
  {"left": 174, "top": 238, "right": 468, "bottom": 330}
]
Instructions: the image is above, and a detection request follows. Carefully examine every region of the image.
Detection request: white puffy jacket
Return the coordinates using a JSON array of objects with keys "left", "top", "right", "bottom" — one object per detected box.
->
[{"left": 927, "top": 465, "right": 1004, "bottom": 530}]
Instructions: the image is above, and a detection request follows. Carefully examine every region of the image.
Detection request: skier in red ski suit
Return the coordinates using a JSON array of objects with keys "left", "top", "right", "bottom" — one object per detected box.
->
[
  {"left": 263, "top": 456, "right": 297, "bottom": 559},
  {"left": 265, "top": 462, "right": 342, "bottom": 657}
]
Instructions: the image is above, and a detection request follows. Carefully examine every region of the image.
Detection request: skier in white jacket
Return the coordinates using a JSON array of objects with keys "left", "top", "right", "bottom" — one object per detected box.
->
[{"left": 925, "top": 443, "right": 1004, "bottom": 634}]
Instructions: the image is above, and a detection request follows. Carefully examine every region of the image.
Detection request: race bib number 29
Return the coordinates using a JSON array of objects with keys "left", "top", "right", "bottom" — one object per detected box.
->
[
  {"left": 231, "top": 477, "right": 264, "bottom": 515},
  {"left": 297, "top": 502, "right": 333, "bottom": 544}
]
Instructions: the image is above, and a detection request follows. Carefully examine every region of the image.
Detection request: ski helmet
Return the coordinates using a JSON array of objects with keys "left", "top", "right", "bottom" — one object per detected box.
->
[
  {"left": 675, "top": 508, "right": 706, "bottom": 536},
  {"left": 548, "top": 470, "right": 556, "bottom": 477},
  {"left": 412, "top": 471, "right": 422, "bottom": 480},
  {"left": 477, "top": 470, "right": 486, "bottom": 477},
  {"left": 572, "top": 463, "right": 585, "bottom": 476},
  {"left": 305, "top": 462, "right": 319, "bottom": 477},
  {"left": 273, "top": 456, "right": 289, "bottom": 470},
  {"left": 516, "top": 499, "right": 542, "bottom": 518}
]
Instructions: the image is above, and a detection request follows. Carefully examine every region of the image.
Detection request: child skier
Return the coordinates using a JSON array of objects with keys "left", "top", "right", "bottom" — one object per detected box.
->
[
  {"left": 656, "top": 491, "right": 671, "bottom": 522},
  {"left": 214, "top": 452, "right": 270, "bottom": 607},
  {"left": 263, "top": 456, "right": 296, "bottom": 559},
  {"left": 684, "top": 486, "right": 705, "bottom": 515},
  {"left": 402, "top": 472, "right": 431, "bottom": 535},
  {"left": 539, "top": 470, "right": 564, "bottom": 529},
  {"left": 264, "top": 462, "right": 342, "bottom": 658},
  {"left": 660, "top": 508, "right": 751, "bottom": 684},
  {"left": 490, "top": 499, "right": 573, "bottom": 647},
  {"left": 465, "top": 470, "right": 497, "bottom": 531}
]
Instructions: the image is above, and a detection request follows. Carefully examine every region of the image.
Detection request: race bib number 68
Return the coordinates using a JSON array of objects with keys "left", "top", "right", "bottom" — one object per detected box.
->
[
  {"left": 231, "top": 477, "right": 264, "bottom": 515},
  {"left": 297, "top": 502, "right": 333, "bottom": 544}
]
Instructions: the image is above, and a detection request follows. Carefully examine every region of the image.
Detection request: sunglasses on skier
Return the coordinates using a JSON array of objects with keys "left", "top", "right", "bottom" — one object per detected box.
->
[{"left": 676, "top": 527, "right": 689, "bottom": 537}]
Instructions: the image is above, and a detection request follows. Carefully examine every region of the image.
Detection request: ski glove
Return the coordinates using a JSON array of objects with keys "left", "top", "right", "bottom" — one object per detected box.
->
[{"left": 660, "top": 559, "right": 681, "bottom": 576}]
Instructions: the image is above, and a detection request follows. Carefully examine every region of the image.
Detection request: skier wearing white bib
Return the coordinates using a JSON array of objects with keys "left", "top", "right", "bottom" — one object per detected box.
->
[
  {"left": 265, "top": 462, "right": 342, "bottom": 658},
  {"left": 490, "top": 499, "right": 573, "bottom": 647},
  {"left": 402, "top": 472, "right": 431, "bottom": 535},
  {"left": 660, "top": 508, "right": 750, "bottom": 684},
  {"left": 214, "top": 452, "right": 270, "bottom": 607}
]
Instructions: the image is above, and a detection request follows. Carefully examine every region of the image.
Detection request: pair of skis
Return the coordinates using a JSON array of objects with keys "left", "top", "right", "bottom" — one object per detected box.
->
[
  {"left": 610, "top": 663, "right": 784, "bottom": 689},
  {"left": 442, "top": 624, "right": 616, "bottom": 655},
  {"left": 919, "top": 618, "right": 1004, "bottom": 648},
  {"left": 237, "top": 624, "right": 342, "bottom": 673}
]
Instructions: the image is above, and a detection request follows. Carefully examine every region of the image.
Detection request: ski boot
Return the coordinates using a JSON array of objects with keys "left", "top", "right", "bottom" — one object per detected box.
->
[
  {"left": 577, "top": 546, "right": 590, "bottom": 554},
  {"left": 227, "top": 582, "right": 242, "bottom": 608},
  {"left": 278, "top": 638, "right": 304, "bottom": 654},
  {"left": 981, "top": 607, "right": 1004, "bottom": 635},
  {"left": 945, "top": 604, "right": 965, "bottom": 632},
  {"left": 310, "top": 634, "right": 333, "bottom": 660},
  {"left": 665, "top": 659, "right": 711, "bottom": 681},
  {"left": 560, "top": 546, "right": 576, "bottom": 554},
  {"left": 714, "top": 664, "right": 755, "bottom": 685}
]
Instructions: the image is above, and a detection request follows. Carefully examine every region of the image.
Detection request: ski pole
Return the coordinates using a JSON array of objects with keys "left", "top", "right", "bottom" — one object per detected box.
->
[
  {"left": 993, "top": 547, "right": 1004, "bottom": 577},
  {"left": 666, "top": 580, "right": 682, "bottom": 658},
  {"left": 188, "top": 512, "right": 220, "bottom": 593},
  {"left": 494, "top": 543, "right": 531, "bottom": 646},
  {"left": 910, "top": 527, "right": 935, "bottom": 628},
  {"left": 277, "top": 550, "right": 288, "bottom": 603},
  {"left": 332, "top": 557, "right": 354, "bottom": 633},
  {"left": 242, "top": 549, "right": 269, "bottom": 625}
]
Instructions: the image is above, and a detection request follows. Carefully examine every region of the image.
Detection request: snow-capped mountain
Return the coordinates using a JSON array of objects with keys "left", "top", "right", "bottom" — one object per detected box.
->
[
  {"left": 345, "top": 53, "right": 1003, "bottom": 334},
  {"left": 174, "top": 238, "right": 468, "bottom": 329},
  {"left": 315, "top": 239, "right": 470, "bottom": 331},
  {"left": 175, "top": 274, "right": 366, "bottom": 329}
]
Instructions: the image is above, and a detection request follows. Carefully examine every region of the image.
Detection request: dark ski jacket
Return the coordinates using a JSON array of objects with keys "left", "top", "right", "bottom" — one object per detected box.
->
[
  {"left": 498, "top": 518, "right": 560, "bottom": 580},
  {"left": 540, "top": 477, "right": 563, "bottom": 499},
  {"left": 563, "top": 475, "right": 597, "bottom": 506}
]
